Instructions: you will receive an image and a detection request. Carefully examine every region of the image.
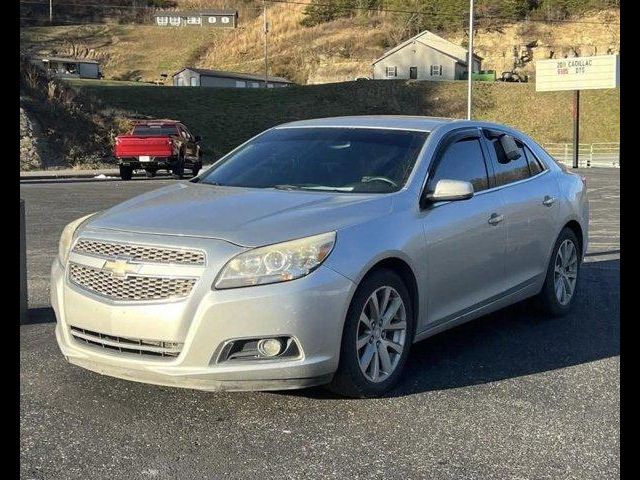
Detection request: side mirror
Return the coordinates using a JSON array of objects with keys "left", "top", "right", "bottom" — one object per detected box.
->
[
  {"left": 194, "top": 135, "right": 202, "bottom": 142},
  {"left": 423, "top": 179, "right": 474, "bottom": 205}
]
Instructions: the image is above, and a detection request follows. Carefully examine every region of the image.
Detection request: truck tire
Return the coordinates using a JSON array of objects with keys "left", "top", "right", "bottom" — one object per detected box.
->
[
  {"left": 145, "top": 168, "right": 157, "bottom": 178},
  {"left": 172, "top": 154, "right": 185, "bottom": 179},
  {"left": 119, "top": 165, "right": 133, "bottom": 181}
]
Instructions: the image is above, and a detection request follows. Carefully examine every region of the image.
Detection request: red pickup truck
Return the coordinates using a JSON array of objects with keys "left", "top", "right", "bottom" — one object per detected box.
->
[{"left": 114, "top": 120, "right": 203, "bottom": 180}]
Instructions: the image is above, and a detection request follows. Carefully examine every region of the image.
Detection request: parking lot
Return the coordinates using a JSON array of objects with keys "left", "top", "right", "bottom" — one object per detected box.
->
[{"left": 20, "top": 169, "right": 619, "bottom": 479}]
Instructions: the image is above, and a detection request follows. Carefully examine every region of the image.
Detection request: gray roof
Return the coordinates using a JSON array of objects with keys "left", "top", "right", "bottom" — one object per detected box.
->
[
  {"left": 174, "top": 67, "right": 294, "bottom": 84},
  {"left": 153, "top": 9, "right": 237, "bottom": 17},
  {"left": 372, "top": 29, "right": 483, "bottom": 66},
  {"left": 276, "top": 115, "right": 458, "bottom": 132},
  {"left": 32, "top": 56, "right": 99, "bottom": 64}
]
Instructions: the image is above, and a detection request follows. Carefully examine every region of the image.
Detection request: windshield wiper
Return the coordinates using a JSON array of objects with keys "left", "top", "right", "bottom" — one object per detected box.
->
[{"left": 272, "top": 184, "right": 354, "bottom": 192}]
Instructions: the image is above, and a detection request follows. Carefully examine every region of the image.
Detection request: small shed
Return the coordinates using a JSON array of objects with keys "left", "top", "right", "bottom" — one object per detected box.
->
[
  {"left": 153, "top": 9, "right": 238, "bottom": 28},
  {"left": 172, "top": 68, "right": 293, "bottom": 88},
  {"left": 372, "top": 30, "right": 482, "bottom": 81},
  {"left": 29, "top": 56, "right": 101, "bottom": 79}
]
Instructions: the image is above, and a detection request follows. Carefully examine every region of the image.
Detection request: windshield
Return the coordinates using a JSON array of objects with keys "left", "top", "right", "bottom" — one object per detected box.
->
[
  {"left": 199, "top": 127, "right": 429, "bottom": 193},
  {"left": 132, "top": 126, "right": 179, "bottom": 136}
]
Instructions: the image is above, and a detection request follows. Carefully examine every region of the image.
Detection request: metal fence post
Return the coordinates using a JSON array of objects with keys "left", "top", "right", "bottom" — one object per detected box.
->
[
  {"left": 20, "top": 199, "right": 28, "bottom": 324},
  {"left": 588, "top": 144, "right": 592, "bottom": 168}
]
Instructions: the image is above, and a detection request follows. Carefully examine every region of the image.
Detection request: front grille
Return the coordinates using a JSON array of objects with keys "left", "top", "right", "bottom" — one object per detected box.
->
[
  {"left": 70, "top": 326, "right": 182, "bottom": 358},
  {"left": 68, "top": 263, "right": 196, "bottom": 301},
  {"left": 73, "top": 239, "right": 206, "bottom": 266}
]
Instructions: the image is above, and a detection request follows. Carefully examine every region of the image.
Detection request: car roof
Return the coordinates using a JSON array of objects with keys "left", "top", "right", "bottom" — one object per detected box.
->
[
  {"left": 275, "top": 116, "right": 534, "bottom": 141},
  {"left": 275, "top": 115, "right": 458, "bottom": 132},
  {"left": 133, "top": 119, "right": 181, "bottom": 126}
]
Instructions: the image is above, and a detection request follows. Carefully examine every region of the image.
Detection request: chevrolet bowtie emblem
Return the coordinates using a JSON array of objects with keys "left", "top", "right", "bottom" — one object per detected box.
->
[{"left": 102, "top": 259, "right": 141, "bottom": 278}]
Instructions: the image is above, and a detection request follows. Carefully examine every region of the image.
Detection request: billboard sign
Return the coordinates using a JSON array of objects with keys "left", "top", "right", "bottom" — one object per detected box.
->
[{"left": 535, "top": 54, "right": 619, "bottom": 92}]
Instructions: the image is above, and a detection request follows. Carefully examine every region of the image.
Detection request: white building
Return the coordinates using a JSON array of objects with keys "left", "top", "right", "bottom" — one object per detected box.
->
[
  {"left": 153, "top": 9, "right": 238, "bottom": 28},
  {"left": 372, "top": 30, "right": 482, "bottom": 81}
]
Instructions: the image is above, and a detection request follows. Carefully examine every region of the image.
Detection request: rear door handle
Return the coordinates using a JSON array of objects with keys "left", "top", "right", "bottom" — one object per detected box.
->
[
  {"left": 542, "top": 195, "right": 556, "bottom": 207},
  {"left": 488, "top": 213, "right": 504, "bottom": 225}
]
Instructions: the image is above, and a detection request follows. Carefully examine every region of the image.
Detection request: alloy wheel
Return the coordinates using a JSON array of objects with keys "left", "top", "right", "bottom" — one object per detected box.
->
[
  {"left": 356, "top": 286, "right": 407, "bottom": 383},
  {"left": 554, "top": 239, "right": 578, "bottom": 305}
]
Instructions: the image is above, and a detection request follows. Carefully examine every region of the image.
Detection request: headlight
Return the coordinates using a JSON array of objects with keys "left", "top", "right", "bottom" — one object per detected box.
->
[
  {"left": 214, "top": 232, "right": 336, "bottom": 289},
  {"left": 57, "top": 213, "right": 98, "bottom": 264}
]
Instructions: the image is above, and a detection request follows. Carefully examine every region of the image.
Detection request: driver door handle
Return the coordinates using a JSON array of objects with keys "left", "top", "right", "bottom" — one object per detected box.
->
[
  {"left": 488, "top": 213, "right": 504, "bottom": 226},
  {"left": 543, "top": 195, "right": 556, "bottom": 207}
]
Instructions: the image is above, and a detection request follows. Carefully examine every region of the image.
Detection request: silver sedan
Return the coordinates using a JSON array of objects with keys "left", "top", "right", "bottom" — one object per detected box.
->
[{"left": 51, "top": 116, "right": 589, "bottom": 397}]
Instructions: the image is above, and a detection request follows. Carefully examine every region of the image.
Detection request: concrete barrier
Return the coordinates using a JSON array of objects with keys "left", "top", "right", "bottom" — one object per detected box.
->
[{"left": 20, "top": 199, "right": 27, "bottom": 324}]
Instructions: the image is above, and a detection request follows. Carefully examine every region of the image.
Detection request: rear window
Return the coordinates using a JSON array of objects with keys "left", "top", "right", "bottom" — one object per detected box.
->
[{"left": 132, "top": 125, "right": 179, "bottom": 136}]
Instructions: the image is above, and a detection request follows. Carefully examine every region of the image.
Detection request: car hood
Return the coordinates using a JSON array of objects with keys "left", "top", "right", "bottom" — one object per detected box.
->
[{"left": 86, "top": 182, "right": 393, "bottom": 247}]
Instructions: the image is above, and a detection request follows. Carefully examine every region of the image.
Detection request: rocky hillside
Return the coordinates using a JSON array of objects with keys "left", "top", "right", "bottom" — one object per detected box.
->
[{"left": 20, "top": 3, "right": 619, "bottom": 85}]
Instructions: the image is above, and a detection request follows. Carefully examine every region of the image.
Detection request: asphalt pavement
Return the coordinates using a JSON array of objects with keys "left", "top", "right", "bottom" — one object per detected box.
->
[{"left": 19, "top": 169, "right": 620, "bottom": 480}]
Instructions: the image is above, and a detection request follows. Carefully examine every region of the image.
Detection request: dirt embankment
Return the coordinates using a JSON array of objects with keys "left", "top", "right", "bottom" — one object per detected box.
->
[{"left": 19, "top": 59, "right": 130, "bottom": 171}]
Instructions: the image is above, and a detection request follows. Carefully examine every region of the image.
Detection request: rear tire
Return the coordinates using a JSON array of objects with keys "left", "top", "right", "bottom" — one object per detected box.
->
[
  {"left": 145, "top": 168, "right": 157, "bottom": 178},
  {"left": 119, "top": 165, "right": 133, "bottom": 181},
  {"left": 328, "top": 269, "right": 415, "bottom": 398},
  {"left": 535, "top": 227, "right": 582, "bottom": 317}
]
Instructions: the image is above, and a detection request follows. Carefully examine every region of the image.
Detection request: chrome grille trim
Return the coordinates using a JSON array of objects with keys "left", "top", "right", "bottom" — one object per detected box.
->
[
  {"left": 68, "top": 262, "right": 197, "bottom": 301},
  {"left": 70, "top": 326, "right": 182, "bottom": 358},
  {"left": 73, "top": 239, "right": 206, "bottom": 266}
]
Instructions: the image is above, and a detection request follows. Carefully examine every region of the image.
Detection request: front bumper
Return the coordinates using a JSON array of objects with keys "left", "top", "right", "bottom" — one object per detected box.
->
[{"left": 51, "top": 237, "right": 356, "bottom": 392}]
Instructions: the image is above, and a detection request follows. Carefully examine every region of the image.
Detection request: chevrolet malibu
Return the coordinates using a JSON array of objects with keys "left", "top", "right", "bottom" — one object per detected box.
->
[{"left": 51, "top": 116, "right": 589, "bottom": 398}]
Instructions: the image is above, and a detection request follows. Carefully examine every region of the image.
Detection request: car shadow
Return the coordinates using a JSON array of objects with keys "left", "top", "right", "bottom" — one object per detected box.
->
[{"left": 290, "top": 258, "right": 619, "bottom": 399}]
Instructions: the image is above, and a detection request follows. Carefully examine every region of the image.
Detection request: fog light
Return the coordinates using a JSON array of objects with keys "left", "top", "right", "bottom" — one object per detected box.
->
[{"left": 257, "top": 338, "right": 283, "bottom": 357}]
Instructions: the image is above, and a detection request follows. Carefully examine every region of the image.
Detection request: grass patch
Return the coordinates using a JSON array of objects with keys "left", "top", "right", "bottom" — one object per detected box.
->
[{"left": 69, "top": 78, "right": 619, "bottom": 161}]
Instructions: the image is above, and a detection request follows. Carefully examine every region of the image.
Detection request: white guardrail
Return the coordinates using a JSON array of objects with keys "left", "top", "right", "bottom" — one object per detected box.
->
[{"left": 543, "top": 142, "right": 620, "bottom": 168}]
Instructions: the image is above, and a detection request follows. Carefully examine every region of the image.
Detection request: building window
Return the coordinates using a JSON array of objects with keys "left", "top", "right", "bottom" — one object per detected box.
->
[
  {"left": 235, "top": 80, "right": 246, "bottom": 88},
  {"left": 169, "top": 16, "right": 181, "bottom": 26},
  {"left": 176, "top": 77, "right": 185, "bottom": 86},
  {"left": 190, "top": 77, "right": 198, "bottom": 86},
  {"left": 267, "top": 84, "right": 274, "bottom": 88},
  {"left": 385, "top": 66, "right": 397, "bottom": 78},
  {"left": 221, "top": 16, "right": 230, "bottom": 24},
  {"left": 430, "top": 65, "right": 443, "bottom": 76},
  {"left": 208, "top": 16, "right": 217, "bottom": 23},
  {"left": 251, "top": 82, "right": 260, "bottom": 88},
  {"left": 186, "top": 16, "right": 201, "bottom": 25},
  {"left": 156, "top": 16, "right": 168, "bottom": 26}
]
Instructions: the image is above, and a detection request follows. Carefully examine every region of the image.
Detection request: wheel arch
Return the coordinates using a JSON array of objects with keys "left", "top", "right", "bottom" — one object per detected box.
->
[
  {"left": 564, "top": 219, "right": 584, "bottom": 257},
  {"left": 356, "top": 256, "right": 420, "bottom": 333}
]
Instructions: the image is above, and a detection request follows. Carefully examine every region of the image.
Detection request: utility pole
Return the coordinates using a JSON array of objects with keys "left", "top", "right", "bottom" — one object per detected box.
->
[
  {"left": 466, "top": 0, "right": 474, "bottom": 120},
  {"left": 572, "top": 90, "right": 580, "bottom": 168},
  {"left": 49, "top": 0, "right": 53, "bottom": 23},
  {"left": 263, "top": 1, "right": 269, "bottom": 88}
]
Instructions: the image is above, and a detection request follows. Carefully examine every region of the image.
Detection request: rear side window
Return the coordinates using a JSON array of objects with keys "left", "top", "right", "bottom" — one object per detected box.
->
[
  {"left": 132, "top": 126, "right": 179, "bottom": 136},
  {"left": 429, "top": 138, "right": 489, "bottom": 192},
  {"left": 523, "top": 144, "right": 545, "bottom": 175},
  {"left": 490, "top": 138, "right": 530, "bottom": 186}
]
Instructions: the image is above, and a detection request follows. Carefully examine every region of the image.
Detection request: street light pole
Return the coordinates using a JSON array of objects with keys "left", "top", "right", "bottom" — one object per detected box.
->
[
  {"left": 50, "top": 0, "right": 53, "bottom": 23},
  {"left": 263, "top": 1, "right": 269, "bottom": 87},
  {"left": 467, "top": 0, "right": 474, "bottom": 120}
]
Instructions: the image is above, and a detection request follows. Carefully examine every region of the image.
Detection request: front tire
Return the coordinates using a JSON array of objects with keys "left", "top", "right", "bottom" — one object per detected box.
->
[
  {"left": 535, "top": 227, "right": 582, "bottom": 317},
  {"left": 119, "top": 165, "right": 133, "bottom": 181},
  {"left": 328, "top": 269, "right": 414, "bottom": 398}
]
